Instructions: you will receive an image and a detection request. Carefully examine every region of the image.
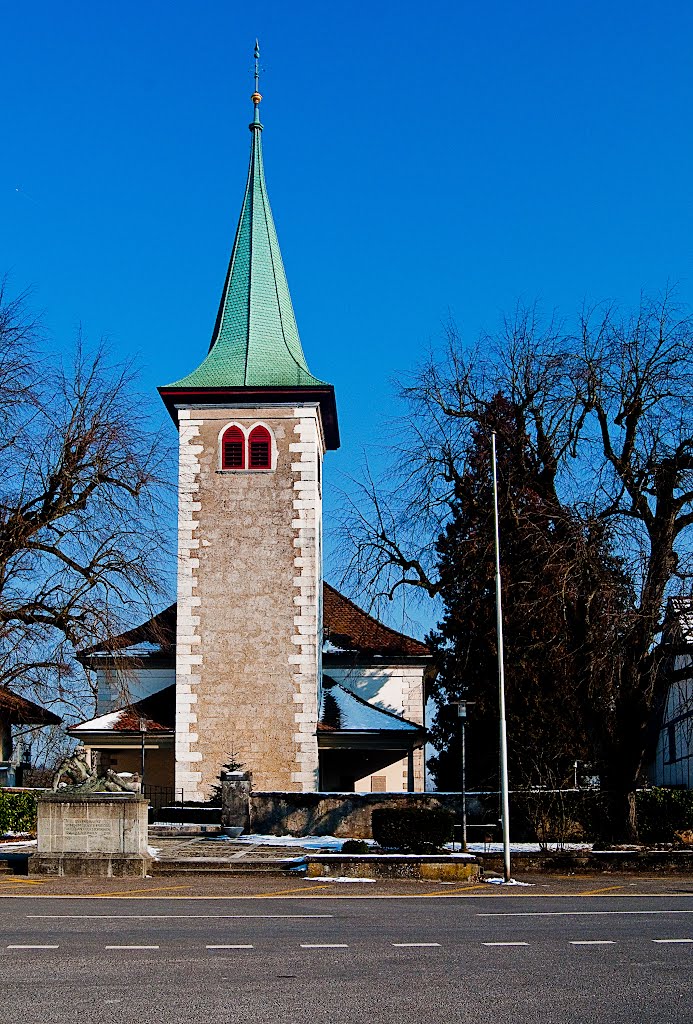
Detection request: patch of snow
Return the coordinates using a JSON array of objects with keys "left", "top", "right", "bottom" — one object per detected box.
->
[
  {"left": 313, "top": 852, "right": 475, "bottom": 860},
  {"left": 446, "top": 842, "right": 592, "bottom": 854},
  {"left": 233, "top": 834, "right": 353, "bottom": 850},
  {"left": 72, "top": 709, "right": 124, "bottom": 731},
  {"left": 323, "top": 685, "right": 419, "bottom": 731},
  {"left": 308, "top": 877, "right": 377, "bottom": 883},
  {"left": 0, "top": 839, "right": 37, "bottom": 849},
  {"left": 484, "top": 877, "right": 533, "bottom": 886},
  {"left": 322, "top": 641, "right": 353, "bottom": 654}
]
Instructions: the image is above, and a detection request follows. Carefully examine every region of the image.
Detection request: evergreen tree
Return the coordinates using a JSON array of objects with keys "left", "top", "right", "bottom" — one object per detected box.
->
[{"left": 427, "top": 394, "right": 631, "bottom": 792}]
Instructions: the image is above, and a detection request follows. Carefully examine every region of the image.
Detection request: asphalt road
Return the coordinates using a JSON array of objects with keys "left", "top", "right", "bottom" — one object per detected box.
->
[{"left": 2, "top": 892, "right": 693, "bottom": 1023}]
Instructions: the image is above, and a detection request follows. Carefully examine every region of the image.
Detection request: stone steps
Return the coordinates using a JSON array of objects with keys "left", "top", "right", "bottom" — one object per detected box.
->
[{"left": 151, "top": 857, "right": 299, "bottom": 876}]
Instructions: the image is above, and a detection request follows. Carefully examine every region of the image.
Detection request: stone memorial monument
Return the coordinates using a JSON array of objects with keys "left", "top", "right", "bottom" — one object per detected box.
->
[{"left": 30, "top": 751, "right": 151, "bottom": 877}]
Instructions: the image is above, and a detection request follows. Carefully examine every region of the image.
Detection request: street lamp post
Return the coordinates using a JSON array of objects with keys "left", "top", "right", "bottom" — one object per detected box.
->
[
  {"left": 139, "top": 718, "right": 147, "bottom": 794},
  {"left": 454, "top": 700, "right": 475, "bottom": 852}
]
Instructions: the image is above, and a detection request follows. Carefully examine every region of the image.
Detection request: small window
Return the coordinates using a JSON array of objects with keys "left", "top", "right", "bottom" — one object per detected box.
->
[
  {"left": 371, "top": 775, "right": 387, "bottom": 793},
  {"left": 221, "top": 426, "right": 245, "bottom": 470},
  {"left": 248, "top": 425, "right": 271, "bottom": 469},
  {"left": 667, "top": 723, "right": 677, "bottom": 763}
]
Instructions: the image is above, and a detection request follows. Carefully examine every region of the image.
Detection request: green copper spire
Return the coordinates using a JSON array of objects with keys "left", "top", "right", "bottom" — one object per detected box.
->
[{"left": 164, "top": 45, "right": 326, "bottom": 390}]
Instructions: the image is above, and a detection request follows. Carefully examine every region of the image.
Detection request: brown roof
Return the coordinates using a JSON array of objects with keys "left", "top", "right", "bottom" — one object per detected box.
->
[
  {"left": 0, "top": 688, "right": 62, "bottom": 726},
  {"left": 79, "top": 604, "right": 177, "bottom": 657},
  {"left": 69, "top": 685, "right": 175, "bottom": 735},
  {"left": 80, "top": 585, "right": 429, "bottom": 660},
  {"left": 323, "top": 583, "right": 429, "bottom": 657}
]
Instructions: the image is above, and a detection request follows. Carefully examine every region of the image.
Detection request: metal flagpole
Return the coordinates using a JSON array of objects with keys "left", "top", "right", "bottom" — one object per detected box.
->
[{"left": 491, "top": 431, "right": 511, "bottom": 882}]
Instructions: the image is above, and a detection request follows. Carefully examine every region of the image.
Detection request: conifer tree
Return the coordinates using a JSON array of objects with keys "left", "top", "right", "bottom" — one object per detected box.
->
[{"left": 427, "top": 394, "right": 630, "bottom": 793}]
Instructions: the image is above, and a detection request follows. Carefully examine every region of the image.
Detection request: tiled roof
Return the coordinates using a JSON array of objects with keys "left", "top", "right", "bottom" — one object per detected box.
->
[
  {"left": 318, "top": 678, "right": 424, "bottom": 733},
  {"left": 81, "top": 586, "right": 429, "bottom": 660},
  {"left": 69, "top": 685, "right": 175, "bottom": 735},
  {"left": 71, "top": 680, "right": 421, "bottom": 738},
  {"left": 0, "top": 688, "right": 62, "bottom": 726},
  {"left": 323, "top": 583, "right": 429, "bottom": 658},
  {"left": 666, "top": 597, "right": 693, "bottom": 644},
  {"left": 79, "top": 604, "right": 177, "bottom": 657}
]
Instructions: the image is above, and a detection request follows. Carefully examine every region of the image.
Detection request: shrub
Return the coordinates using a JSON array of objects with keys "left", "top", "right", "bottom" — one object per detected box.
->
[
  {"left": 341, "top": 839, "right": 369, "bottom": 854},
  {"left": 371, "top": 808, "right": 454, "bottom": 853},
  {"left": 636, "top": 788, "right": 693, "bottom": 844},
  {"left": 0, "top": 791, "right": 38, "bottom": 834}
]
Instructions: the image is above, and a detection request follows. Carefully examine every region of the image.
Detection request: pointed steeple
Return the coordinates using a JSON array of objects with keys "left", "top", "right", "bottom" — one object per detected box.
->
[{"left": 159, "top": 46, "right": 338, "bottom": 446}]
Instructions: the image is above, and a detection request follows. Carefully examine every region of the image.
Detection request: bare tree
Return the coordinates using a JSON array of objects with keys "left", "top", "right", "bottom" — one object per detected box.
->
[
  {"left": 0, "top": 282, "right": 173, "bottom": 719},
  {"left": 340, "top": 291, "right": 693, "bottom": 839}
]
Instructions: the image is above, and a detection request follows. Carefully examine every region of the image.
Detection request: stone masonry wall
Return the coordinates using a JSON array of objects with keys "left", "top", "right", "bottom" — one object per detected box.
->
[
  {"left": 175, "top": 403, "right": 324, "bottom": 799},
  {"left": 250, "top": 791, "right": 466, "bottom": 839}
]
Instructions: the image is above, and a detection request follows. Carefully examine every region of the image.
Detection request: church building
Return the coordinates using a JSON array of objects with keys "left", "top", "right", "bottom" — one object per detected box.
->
[{"left": 70, "top": 66, "right": 429, "bottom": 799}]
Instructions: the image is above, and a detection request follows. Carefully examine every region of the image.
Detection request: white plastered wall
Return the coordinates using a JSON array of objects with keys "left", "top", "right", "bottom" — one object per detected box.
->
[
  {"left": 326, "top": 664, "right": 426, "bottom": 792},
  {"left": 651, "top": 652, "right": 693, "bottom": 789}
]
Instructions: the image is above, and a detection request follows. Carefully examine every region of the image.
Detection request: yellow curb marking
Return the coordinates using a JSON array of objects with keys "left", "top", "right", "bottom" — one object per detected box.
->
[
  {"left": 579, "top": 885, "right": 624, "bottom": 897},
  {"left": 85, "top": 884, "right": 192, "bottom": 898},
  {"left": 253, "top": 884, "right": 335, "bottom": 898},
  {"left": 423, "top": 883, "right": 491, "bottom": 897},
  {"left": 0, "top": 877, "right": 43, "bottom": 886}
]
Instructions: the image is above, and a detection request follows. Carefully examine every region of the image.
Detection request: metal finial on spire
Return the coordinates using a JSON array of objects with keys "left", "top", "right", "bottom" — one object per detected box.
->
[{"left": 251, "top": 39, "right": 262, "bottom": 122}]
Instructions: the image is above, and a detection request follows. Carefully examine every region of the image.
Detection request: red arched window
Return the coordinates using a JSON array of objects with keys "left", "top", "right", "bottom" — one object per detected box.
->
[
  {"left": 248, "top": 425, "right": 272, "bottom": 469},
  {"left": 221, "top": 425, "right": 245, "bottom": 469}
]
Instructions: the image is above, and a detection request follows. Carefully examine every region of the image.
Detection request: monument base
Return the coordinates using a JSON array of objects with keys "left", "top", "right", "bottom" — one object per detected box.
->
[
  {"left": 30, "top": 852, "right": 151, "bottom": 877},
  {"left": 32, "top": 792, "right": 151, "bottom": 878}
]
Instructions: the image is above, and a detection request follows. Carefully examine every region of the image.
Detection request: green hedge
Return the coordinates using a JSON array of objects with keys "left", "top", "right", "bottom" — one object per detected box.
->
[
  {"left": 636, "top": 789, "right": 693, "bottom": 844},
  {"left": 0, "top": 790, "right": 38, "bottom": 834},
  {"left": 371, "top": 808, "right": 454, "bottom": 853}
]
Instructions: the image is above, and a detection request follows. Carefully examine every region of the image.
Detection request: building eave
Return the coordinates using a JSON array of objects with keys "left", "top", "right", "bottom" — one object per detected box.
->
[{"left": 158, "top": 384, "right": 339, "bottom": 450}]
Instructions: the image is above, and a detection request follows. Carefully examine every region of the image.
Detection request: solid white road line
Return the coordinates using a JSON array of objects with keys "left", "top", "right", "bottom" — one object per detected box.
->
[
  {"left": 27, "top": 914, "right": 334, "bottom": 920},
  {"left": 7, "top": 945, "right": 59, "bottom": 950},
  {"left": 482, "top": 941, "right": 529, "bottom": 947},
  {"left": 392, "top": 942, "right": 442, "bottom": 947},
  {"left": 104, "top": 945, "right": 160, "bottom": 950},
  {"left": 653, "top": 938, "right": 693, "bottom": 943},
  {"left": 206, "top": 944, "right": 254, "bottom": 949},
  {"left": 300, "top": 943, "right": 349, "bottom": 949},
  {"left": 570, "top": 940, "right": 615, "bottom": 945},
  {"left": 478, "top": 910, "right": 693, "bottom": 918}
]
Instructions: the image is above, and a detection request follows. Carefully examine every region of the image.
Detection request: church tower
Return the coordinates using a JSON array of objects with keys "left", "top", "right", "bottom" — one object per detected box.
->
[{"left": 159, "top": 51, "right": 339, "bottom": 798}]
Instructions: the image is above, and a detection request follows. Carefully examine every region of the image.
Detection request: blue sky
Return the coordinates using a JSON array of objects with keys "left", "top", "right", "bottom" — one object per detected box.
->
[{"left": 3, "top": 0, "right": 692, "bottom": 635}]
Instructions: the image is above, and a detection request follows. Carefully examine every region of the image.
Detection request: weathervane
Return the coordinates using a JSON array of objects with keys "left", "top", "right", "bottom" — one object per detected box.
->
[{"left": 251, "top": 39, "right": 262, "bottom": 117}]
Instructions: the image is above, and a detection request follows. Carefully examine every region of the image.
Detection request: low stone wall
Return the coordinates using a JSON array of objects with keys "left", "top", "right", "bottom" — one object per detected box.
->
[
  {"left": 305, "top": 853, "right": 480, "bottom": 881},
  {"left": 250, "top": 792, "right": 466, "bottom": 839}
]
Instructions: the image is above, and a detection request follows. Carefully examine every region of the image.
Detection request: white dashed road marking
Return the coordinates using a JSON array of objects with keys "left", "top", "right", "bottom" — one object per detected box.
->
[
  {"left": 482, "top": 942, "right": 529, "bottom": 947},
  {"left": 392, "top": 942, "right": 441, "bottom": 947},
  {"left": 7, "top": 945, "right": 59, "bottom": 950},
  {"left": 570, "top": 940, "right": 615, "bottom": 946},
  {"left": 300, "top": 943, "right": 349, "bottom": 949},
  {"left": 206, "top": 945, "right": 254, "bottom": 949},
  {"left": 104, "top": 945, "right": 160, "bottom": 950},
  {"left": 653, "top": 938, "right": 693, "bottom": 944}
]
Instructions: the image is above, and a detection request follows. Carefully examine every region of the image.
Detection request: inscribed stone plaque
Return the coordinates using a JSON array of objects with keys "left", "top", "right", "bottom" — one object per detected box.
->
[{"left": 63, "top": 819, "right": 120, "bottom": 852}]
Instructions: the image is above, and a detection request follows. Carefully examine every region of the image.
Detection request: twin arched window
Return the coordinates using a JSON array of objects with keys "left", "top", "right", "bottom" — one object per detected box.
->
[{"left": 221, "top": 424, "right": 272, "bottom": 471}]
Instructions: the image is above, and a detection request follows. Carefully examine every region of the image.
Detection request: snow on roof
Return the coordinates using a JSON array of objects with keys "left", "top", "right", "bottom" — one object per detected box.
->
[
  {"left": 71, "top": 710, "right": 124, "bottom": 732},
  {"left": 69, "top": 685, "right": 175, "bottom": 735},
  {"left": 319, "top": 679, "right": 423, "bottom": 732},
  {"left": 668, "top": 597, "right": 693, "bottom": 643}
]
